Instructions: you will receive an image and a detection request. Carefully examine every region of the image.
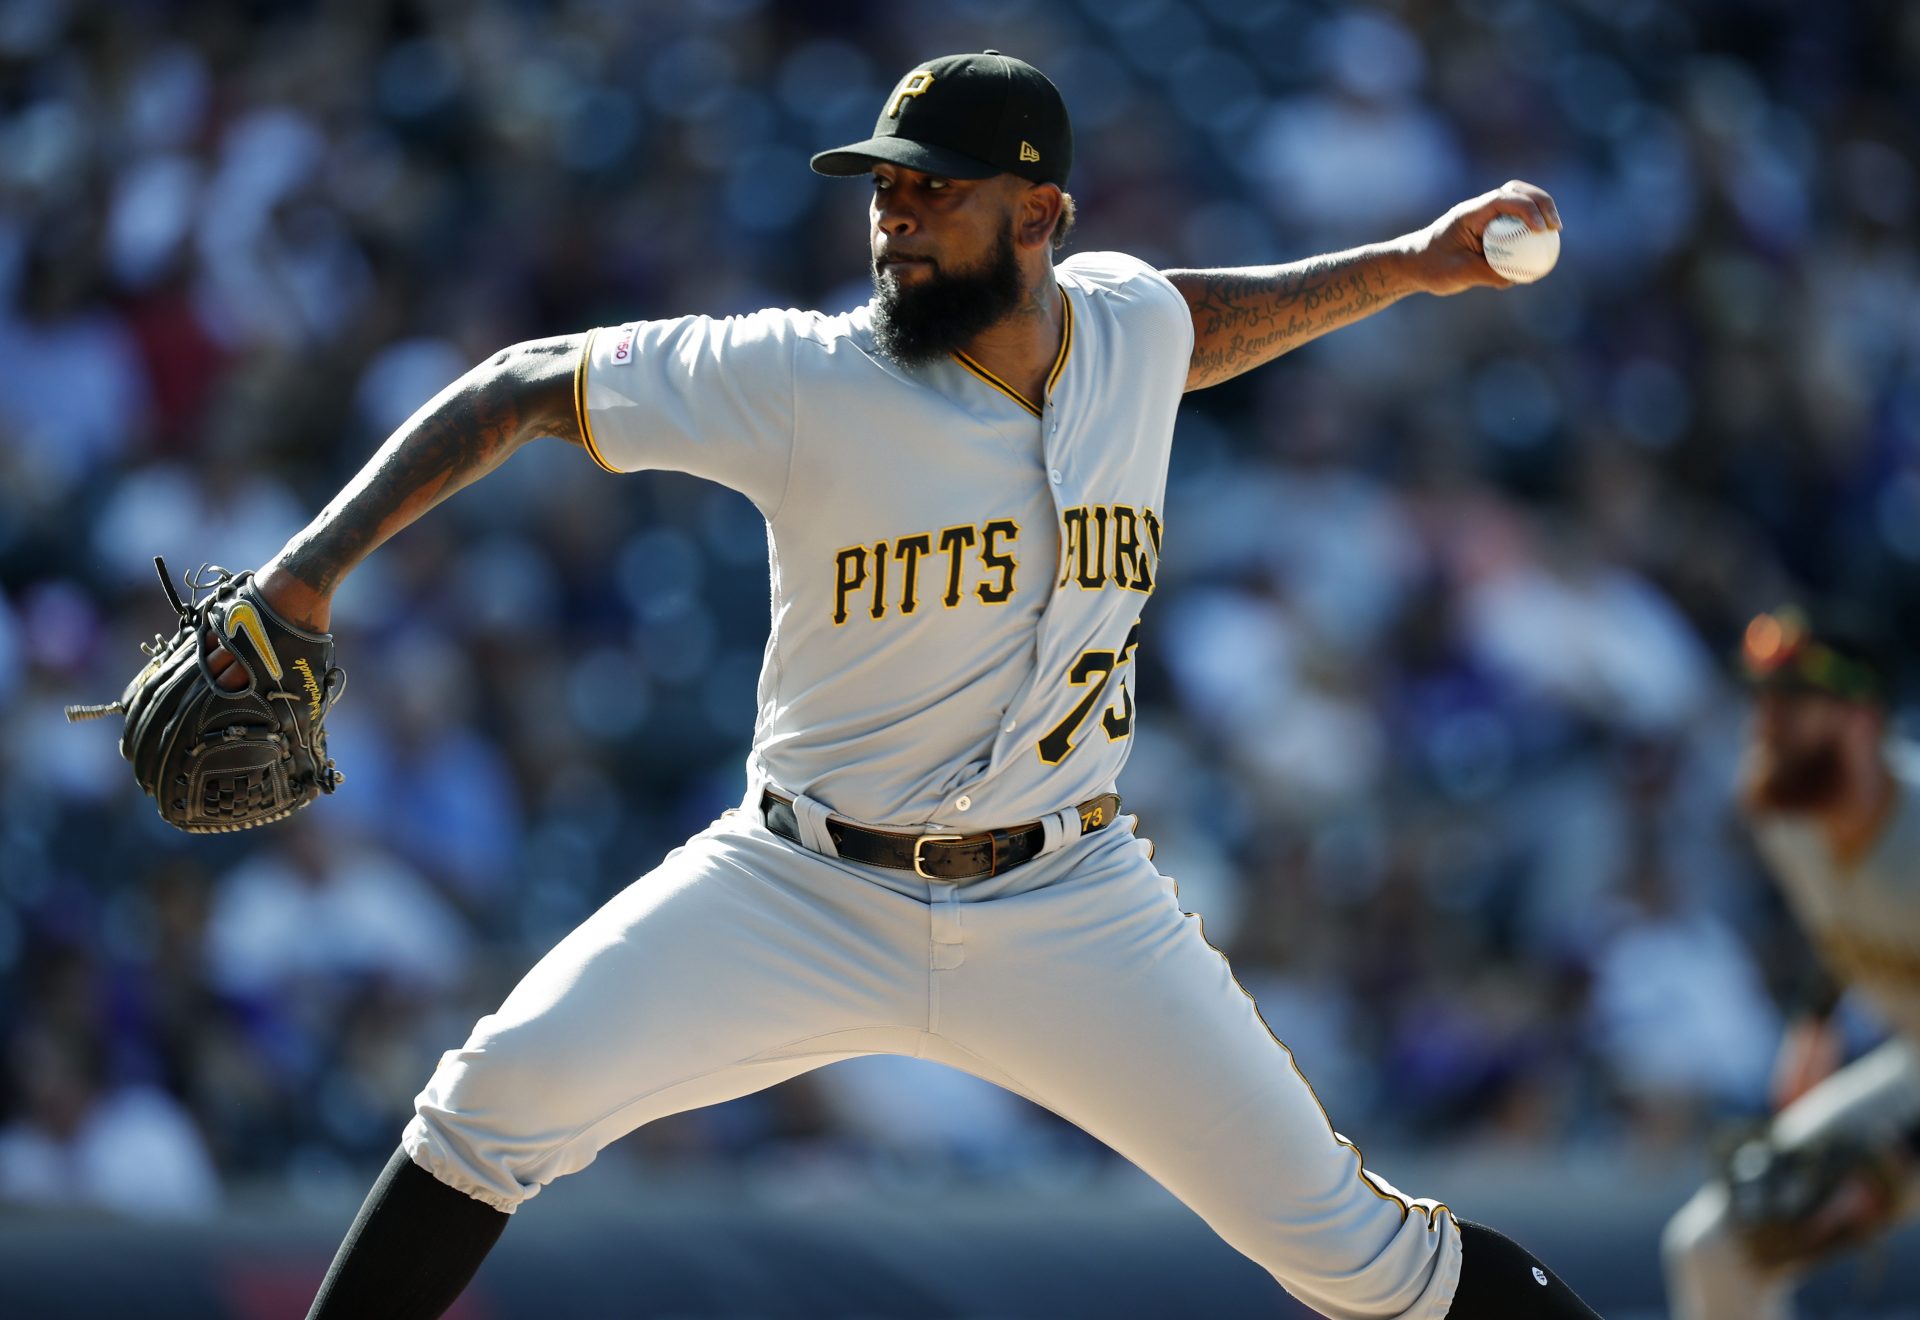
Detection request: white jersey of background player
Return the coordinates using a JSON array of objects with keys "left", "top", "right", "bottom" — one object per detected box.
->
[
  {"left": 200, "top": 51, "right": 1601, "bottom": 1320},
  {"left": 1666, "top": 606, "right": 1920, "bottom": 1320}
]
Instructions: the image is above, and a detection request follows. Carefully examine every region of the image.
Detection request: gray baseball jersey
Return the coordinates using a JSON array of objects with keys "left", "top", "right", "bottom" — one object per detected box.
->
[
  {"left": 575, "top": 251, "right": 1178, "bottom": 829},
  {"left": 400, "top": 253, "right": 1465, "bottom": 1319},
  {"left": 1665, "top": 746, "right": 1920, "bottom": 1320},
  {"left": 1753, "top": 746, "right": 1920, "bottom": 1044}
]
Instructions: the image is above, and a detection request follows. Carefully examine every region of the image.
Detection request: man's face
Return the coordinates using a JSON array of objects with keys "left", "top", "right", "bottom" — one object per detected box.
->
[
  {"left": 867, "top": 164, "right": 1025, "bottom": 367},
  {"left": 1744, "top": 688, "right": 1855, "bottom": 813}
]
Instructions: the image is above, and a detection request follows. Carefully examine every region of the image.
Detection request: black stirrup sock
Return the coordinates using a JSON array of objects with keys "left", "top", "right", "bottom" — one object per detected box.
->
[
  {"left": 306, "top": 1145, "right": 511, "bottom": 1320},
  {"left": 1448, "top": 1219, "right": 1604, "bottom": 1318}
]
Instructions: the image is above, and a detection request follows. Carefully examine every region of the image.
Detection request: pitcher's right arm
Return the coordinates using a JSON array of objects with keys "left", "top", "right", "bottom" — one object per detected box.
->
[
  {"left": 204, "top": 334, "right": 586, "bottom": 688},
  {"left": 258, "top": 333, "right": 587, "bottom": 632}
]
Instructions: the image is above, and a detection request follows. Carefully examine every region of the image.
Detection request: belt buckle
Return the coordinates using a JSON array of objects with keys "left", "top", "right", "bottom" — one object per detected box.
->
[{"left": 912, "top": 833, "right": 966, "bottom": 880}]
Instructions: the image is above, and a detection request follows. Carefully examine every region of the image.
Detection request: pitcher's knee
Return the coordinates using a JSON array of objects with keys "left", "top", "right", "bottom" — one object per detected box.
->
[
  {"left": 1246, "top": 1199, "right": 1462, "bottom": 1319},
  {"left": 403, "top": 1110, "right": 528, "bottom": 1214},
  {"left": 401, "top": 1026, "right": 601, "bottom": 1214}
]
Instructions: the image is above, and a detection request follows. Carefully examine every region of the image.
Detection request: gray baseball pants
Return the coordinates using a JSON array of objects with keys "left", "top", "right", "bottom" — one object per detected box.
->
[{"left": 402, "top": 797, "right": 1462, "bottom": 1319}]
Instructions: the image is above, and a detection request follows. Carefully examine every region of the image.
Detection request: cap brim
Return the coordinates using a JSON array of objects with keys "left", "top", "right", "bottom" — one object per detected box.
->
[{"left": 809, "top": 137, "right": 1000, "bottom": 180}]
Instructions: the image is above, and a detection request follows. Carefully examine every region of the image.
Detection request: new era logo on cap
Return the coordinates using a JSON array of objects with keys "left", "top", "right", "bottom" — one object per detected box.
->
[{"left": 810, "top": 51, "right": 1072, "bottom": 187}]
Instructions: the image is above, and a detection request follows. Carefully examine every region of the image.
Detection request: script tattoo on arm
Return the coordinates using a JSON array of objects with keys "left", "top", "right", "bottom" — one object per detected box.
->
[
  {"left": 276, "top": 333, "right": 588, "bottom": 600},
  {"left": 1164, "top": 246, "right": 1418, "bottom": 391}
]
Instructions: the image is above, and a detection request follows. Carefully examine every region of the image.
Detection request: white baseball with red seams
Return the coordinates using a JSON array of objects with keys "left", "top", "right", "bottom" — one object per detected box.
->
[{"left": 1481, "top": 215, "right": 1560, "bottom": 283}]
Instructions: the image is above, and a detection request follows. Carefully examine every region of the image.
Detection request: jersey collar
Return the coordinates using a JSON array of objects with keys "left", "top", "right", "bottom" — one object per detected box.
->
[{"left": 949, "top": 292, "right": 1074, "bottom": 419}]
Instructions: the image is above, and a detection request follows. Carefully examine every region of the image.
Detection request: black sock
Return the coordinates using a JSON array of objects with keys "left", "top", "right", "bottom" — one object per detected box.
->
[
  {"left": 306, "top": 1145, "right": 511, "bottom": 1320},
  {"left": 1448, "top": 1219, "right": 1603, "bottom": 1318}
]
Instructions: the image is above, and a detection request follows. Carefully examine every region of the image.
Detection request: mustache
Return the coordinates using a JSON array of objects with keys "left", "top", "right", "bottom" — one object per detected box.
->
[
  {"left": 867, "top": 230, "right": 1022, "bottom": 369},
  {"left": 872, "top": 251, "right": 937, "bottom": 276}
]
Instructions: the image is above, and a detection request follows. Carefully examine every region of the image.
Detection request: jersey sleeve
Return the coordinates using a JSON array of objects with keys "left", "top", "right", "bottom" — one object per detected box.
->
[
  {"left": 1056, "top": 250, "right": 1196, "bottom": 360},
  {"left": 574, "top": 308, "right": 804, "bottom": 513}
]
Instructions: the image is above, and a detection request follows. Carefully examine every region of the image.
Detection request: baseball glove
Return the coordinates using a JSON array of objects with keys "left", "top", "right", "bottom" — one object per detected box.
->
[
  {"left": 66, "top": 558, "right": 345, "bottom": 833},
  {"left": 1717, "top": 1122, "right": 1909, "bottom": 1269}
]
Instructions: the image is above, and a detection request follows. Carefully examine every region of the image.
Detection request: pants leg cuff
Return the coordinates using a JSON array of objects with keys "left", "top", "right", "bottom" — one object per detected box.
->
[{"left": 402, "top": 1118, "right": 525, "bottom": 1216}]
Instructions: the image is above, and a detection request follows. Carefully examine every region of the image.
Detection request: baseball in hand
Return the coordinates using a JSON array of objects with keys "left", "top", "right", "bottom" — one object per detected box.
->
[{"left": 1480, "top": 215, "right": 1560, "bottom": 284}]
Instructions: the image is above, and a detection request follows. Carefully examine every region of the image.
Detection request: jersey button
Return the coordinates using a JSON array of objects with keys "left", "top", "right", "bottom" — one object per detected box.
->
[
  {"left": 954, "top": 795, "right": 972, "bottom": 812},
  {"left": 1049, "top": 468, "right": 1063, "bottom": 484},
  {"left": 1003, "top": 719, "right": 1017, "bottom": 732}
]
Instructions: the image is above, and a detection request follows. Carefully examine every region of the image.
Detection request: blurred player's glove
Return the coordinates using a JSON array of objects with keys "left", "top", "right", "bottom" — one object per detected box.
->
[
  {"left": 1717, "top": 1124, "right": 1908, "bottom": 1269},
  {"left": 66, "top": 558, "right": 345, "bottom": 833}
]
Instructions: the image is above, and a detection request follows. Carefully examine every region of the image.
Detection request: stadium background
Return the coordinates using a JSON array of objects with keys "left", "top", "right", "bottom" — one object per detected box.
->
[{"left": 3, "top": 0, "right": 1919, "bottom": 1314}]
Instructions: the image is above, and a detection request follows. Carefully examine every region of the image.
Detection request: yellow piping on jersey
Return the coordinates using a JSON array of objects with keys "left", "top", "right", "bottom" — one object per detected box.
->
[
  {"left": 574, "top": 327, "right": 618, "bottom": 474},
  {"left": 1045, "top": 291, "right": 1074, "bottom": 397},
  {"left": 952, "top": 351, "right": 1042, "bottom": 417},
  {"left": 950, "top": 293, "right": 1075, "bottom": 419}
]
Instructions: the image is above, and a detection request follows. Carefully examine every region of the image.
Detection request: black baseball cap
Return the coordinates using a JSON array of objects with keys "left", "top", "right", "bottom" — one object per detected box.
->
[
  {"left": 1740, "top": 602, "right": 1891, "bottom": 704},
  {"left": 810, "top": 51, "right": 1072, "bottom": 187}
]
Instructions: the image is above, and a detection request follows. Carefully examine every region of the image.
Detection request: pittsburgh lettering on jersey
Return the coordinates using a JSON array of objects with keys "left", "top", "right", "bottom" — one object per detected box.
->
[
  {"left": 1058, "top": 503, "right": 1161, "bottom": 594},
  {"left": 833, "top": 518, "right": 1020, "bottom": 624}
]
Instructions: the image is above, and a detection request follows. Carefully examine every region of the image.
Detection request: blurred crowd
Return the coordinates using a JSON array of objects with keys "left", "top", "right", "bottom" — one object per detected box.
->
[{"left": 2, "top": 0, "right": 1918, "bottom": 1219}]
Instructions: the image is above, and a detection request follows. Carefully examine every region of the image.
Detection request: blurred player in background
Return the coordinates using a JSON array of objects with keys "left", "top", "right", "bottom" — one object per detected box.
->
[{"left": 1664, "top": 605, "right": 1920, "bottom": 1319}]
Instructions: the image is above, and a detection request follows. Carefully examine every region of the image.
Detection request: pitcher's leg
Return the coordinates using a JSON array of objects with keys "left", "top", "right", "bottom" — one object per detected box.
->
[
  {"left": 940, "top": 832, "right": 1595, "bottom": 1319},
  {"left": 406, "top": 824, "right": 928, "bottom": 1210},
  {"left": 307, "top": 1146, "right": 508, "bottom": 1320},
  {"left": 939, "top": 837, "right": 1452, "bottom": 1318},
  {"left": 311, "top": 822, "right": 927, "bottom": 1320}
]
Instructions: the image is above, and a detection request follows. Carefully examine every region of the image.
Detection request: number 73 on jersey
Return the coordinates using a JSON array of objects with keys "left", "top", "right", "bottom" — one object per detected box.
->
[{"left": 1036, "top": 620, "right": 1139, "bottom": 764}]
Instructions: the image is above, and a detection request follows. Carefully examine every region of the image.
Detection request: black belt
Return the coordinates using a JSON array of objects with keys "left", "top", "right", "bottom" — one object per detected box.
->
[{"left": 761, "top": 790, "right": 1121, "bottom": 881}]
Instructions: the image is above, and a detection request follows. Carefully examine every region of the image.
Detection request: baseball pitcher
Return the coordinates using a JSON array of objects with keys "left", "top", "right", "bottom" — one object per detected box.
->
[
  {"left": 1664, "top": 606, "right": 1920, "bottom": 1319},
  {"left": 81, "top": 51, "right": 1597, "bottom": 1319}
]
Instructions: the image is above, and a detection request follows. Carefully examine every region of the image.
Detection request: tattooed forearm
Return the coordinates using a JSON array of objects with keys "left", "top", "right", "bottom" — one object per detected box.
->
[
  {"left": 275, "top": 334, "right": 586, "bottom": 600},
  {"left": 1165, "top": 245, "right": 1418, "bottom": 390}
]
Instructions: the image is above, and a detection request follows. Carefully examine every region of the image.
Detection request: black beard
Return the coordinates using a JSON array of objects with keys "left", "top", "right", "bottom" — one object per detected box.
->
[
  {"left": 869, "top": 231, "right": 1024, "bottom": 368},
  {"left": 1747, "top": 742, "right": 1845, "bottom": 814}
]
